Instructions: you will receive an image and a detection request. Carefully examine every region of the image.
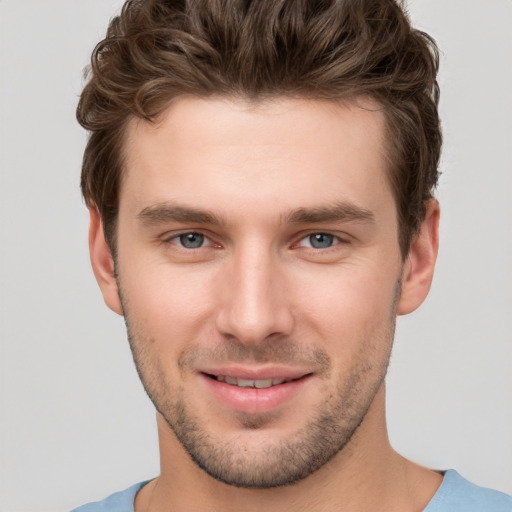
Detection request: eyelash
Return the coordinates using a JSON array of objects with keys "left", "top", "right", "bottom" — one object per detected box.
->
[
  {"left": 164, "top": 232, "right": 218, "bottom": 249},
  {"left": 295, "top": 232, "right": 345, "bottom": 250},
  {"left": 164, "top": 231, "right": 347, "bottom": 251}
]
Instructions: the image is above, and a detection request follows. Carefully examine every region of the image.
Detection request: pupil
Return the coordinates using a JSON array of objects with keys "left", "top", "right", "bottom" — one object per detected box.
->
[
  {"left": 180, "top": 233, "right": 204, "bottom": 248},
  {"left": 310, "top": 233, "right": 333, "bottom": 249}
]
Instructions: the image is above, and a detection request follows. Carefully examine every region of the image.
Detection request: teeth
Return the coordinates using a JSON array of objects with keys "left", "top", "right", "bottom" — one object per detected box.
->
[
  {"left": 254, "top": 379, "right": 273, "bottom": 389},
  {"left": 237, "top": 378, "right": 256, "bottom": 388},
  {"left": 215, "top": 375, "right": 293, "bottom": 388}
]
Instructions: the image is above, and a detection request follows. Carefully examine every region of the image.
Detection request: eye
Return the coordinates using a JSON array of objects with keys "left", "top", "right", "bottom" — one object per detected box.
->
[
  {"left": 171, "top": 232, "right": 208, "bottom": 249},
  {"left": 298, "top": 233, "right": 338, "bottom": 249}
]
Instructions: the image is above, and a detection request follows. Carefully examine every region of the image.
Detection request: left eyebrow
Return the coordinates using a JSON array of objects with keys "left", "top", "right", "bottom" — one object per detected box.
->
[{"left": 283, "top": 202, "right": 376, "bottom": 225}]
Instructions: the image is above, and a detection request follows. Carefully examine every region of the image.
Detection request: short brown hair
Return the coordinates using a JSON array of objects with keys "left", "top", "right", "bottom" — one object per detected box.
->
[{"left": 77, "top": 0, "right": 441, "bottom": 258}]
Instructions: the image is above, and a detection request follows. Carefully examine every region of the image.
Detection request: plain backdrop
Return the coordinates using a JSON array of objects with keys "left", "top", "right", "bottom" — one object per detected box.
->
[{"left": 0, "top": 1, "right": 511, "bottom": 511}]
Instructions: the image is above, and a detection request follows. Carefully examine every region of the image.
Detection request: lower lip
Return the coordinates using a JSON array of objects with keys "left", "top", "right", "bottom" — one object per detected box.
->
[{"left": 200, "top": 374, "right": 311, "bottom": 414}]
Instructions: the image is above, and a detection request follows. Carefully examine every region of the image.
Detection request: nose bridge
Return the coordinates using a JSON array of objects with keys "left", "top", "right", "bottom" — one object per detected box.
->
[{"left": 216, "top": 239, "right": 292, "bottom": 344}]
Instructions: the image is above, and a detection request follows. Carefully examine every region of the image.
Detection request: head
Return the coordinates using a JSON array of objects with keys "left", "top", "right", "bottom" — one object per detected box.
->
[
  {"left": 81, "top": 0, "right": 441, "bottom": 489},
  {"left": 78, "top": 0, "right": 441, "bottom": 260}
]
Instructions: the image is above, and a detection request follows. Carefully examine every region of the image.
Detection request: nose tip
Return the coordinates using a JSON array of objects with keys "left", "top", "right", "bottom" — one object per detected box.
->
[{"left": 215, "top": 255, "right": 293, "bottom": 345}]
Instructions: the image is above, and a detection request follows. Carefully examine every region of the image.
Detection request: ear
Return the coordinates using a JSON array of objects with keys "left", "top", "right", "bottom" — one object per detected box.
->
[
  {"left": 88, "top": 208, "right": 123, "bottom": 316},
  {"left": 397, "top": 200, "right": 440, "bottom": 315}
]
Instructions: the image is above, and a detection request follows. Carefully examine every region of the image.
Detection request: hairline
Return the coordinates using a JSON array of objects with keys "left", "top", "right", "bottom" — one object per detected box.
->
[{"left": 100, "top": 92, "right": 418, "bottom": 261}]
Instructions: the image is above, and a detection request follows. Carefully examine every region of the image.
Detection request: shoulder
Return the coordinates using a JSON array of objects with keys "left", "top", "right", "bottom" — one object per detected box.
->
[
  {"left": 424, "top": 470, "right": 512, "bottom": 512},
  {"left": 69, "top": 481, "right": 149, "bottom": 512}
]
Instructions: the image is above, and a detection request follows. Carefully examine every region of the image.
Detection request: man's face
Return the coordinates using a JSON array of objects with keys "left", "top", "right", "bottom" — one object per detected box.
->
[{"left": 113, "top": 97, "right": 404, "bottom": 487}]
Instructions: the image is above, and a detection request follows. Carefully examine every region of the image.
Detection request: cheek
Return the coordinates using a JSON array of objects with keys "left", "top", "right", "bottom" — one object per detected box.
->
[
  {"left": 292, "top": 262, "right": 399, "bottom": 345},
  {"left": 296, "top": 265, "right": 398, "bottom": 326},
  {"left": 118, "top": 257, "right": 219, "bottom": 346}
]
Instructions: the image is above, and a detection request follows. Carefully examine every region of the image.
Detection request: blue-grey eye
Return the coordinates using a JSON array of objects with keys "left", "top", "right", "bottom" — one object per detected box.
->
[
  {"left": 309, "top": 233, "right": 334, "bottom": 249},
  {"left": 179, "top": 232, "right": 205, "bottom": 249}
]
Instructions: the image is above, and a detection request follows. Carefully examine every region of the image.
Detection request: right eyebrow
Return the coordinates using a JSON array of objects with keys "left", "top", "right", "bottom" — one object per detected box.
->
[{"left": 137, "top": 203, "right": 227, "bottom": 227}]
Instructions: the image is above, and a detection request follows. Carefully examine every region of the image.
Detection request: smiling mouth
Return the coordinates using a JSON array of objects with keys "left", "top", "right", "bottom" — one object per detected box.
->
[{"left": 204, "top": 374, "right": 305, "bottom": 389}]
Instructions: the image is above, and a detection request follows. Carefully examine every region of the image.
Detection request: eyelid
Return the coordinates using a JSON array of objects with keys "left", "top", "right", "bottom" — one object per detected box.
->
[
  {"left": 159, "top": 229, "right": 350, "bottom": 250},
  {"left": 293, "top": 231, "right": 350, "bottom": 249},
  {"left": 162, "top": 230, "right": 219, "bottom": 248}
]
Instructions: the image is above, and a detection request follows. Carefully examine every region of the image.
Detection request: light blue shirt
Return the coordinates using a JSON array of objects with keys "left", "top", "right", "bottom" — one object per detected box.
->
[
  {"left": 71, "top": 470, "right": 512, "bottom": 511},
  {"left": 424, "top": 470, "right": 512, "bottom": 511}
]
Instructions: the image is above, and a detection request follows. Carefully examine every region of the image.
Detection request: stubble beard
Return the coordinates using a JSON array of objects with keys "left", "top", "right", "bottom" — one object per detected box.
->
[{"left": 119, "top": 284, "right": 398, "bottom": 489}]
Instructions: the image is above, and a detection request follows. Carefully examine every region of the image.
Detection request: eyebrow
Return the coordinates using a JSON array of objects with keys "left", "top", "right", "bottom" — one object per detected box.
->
[
  {"left": 284, "top": 202, "right": 376, "bottom": 225},
  {"left": 137, "top": 203, "right": 226, "bottom": 226},
  {"left": 137, "top": 201, "right": 375, "bottom": 227}
]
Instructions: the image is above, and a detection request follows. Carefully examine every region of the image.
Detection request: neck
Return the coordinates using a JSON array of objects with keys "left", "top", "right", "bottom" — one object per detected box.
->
[{"left": 136, "top": 386, "right": 442, "bottom": 512}]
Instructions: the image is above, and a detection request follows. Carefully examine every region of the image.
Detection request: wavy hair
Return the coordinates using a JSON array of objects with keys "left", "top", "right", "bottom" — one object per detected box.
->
[{"left": 77, "top": 0, "right": 441, "bottom": 257}]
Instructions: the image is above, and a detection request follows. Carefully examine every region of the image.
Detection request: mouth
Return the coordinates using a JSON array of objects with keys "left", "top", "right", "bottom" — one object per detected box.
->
[
  {"left": 204, "top": 374, "right": 302, "bottom": 389},
  {"left": 199, "top": 369, "right": 312, "bottom": 414}
]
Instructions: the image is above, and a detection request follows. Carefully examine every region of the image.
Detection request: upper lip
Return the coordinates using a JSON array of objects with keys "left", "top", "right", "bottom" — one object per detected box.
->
[{"left": 198, "top": 365, "right": 312, "bottom": 381}]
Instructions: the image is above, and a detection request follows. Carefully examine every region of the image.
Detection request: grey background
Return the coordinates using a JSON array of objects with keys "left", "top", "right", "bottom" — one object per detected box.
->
[{"left": 0, "top": 1, "right": 511, "bottom": 511}]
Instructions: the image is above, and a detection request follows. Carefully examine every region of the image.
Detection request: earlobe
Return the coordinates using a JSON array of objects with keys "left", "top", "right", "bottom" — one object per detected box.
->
[
  {"left": 397, "top": 200, "right": 440, "bottom": 315},
  {"left": 88, "top": 208, "right": 123, "bottom": 316}
]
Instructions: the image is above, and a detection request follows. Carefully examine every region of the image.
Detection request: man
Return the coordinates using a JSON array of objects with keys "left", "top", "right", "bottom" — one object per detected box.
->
[{"left": 72, "top": 0, "right": 512, "bottom": 510}]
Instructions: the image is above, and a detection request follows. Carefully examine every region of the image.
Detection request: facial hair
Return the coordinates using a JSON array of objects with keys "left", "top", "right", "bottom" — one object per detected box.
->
[{"left": 119, "top": 281, "right": 399, "bottom": 489}]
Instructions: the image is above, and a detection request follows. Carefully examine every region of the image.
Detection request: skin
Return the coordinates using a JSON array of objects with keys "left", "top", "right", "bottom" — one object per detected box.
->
[{"left": 90, "top": 96, "right": 441, "bottom": 511}]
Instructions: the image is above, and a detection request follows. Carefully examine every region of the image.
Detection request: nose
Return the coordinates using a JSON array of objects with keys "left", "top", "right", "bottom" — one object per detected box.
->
[{"left": 215, "top": 243, "right": 294, "bottom": 345}]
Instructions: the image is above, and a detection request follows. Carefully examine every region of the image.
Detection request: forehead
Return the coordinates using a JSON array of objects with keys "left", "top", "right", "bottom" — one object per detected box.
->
[{"left": 120, "top": 96, "right": 392, "bottom": 222}]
